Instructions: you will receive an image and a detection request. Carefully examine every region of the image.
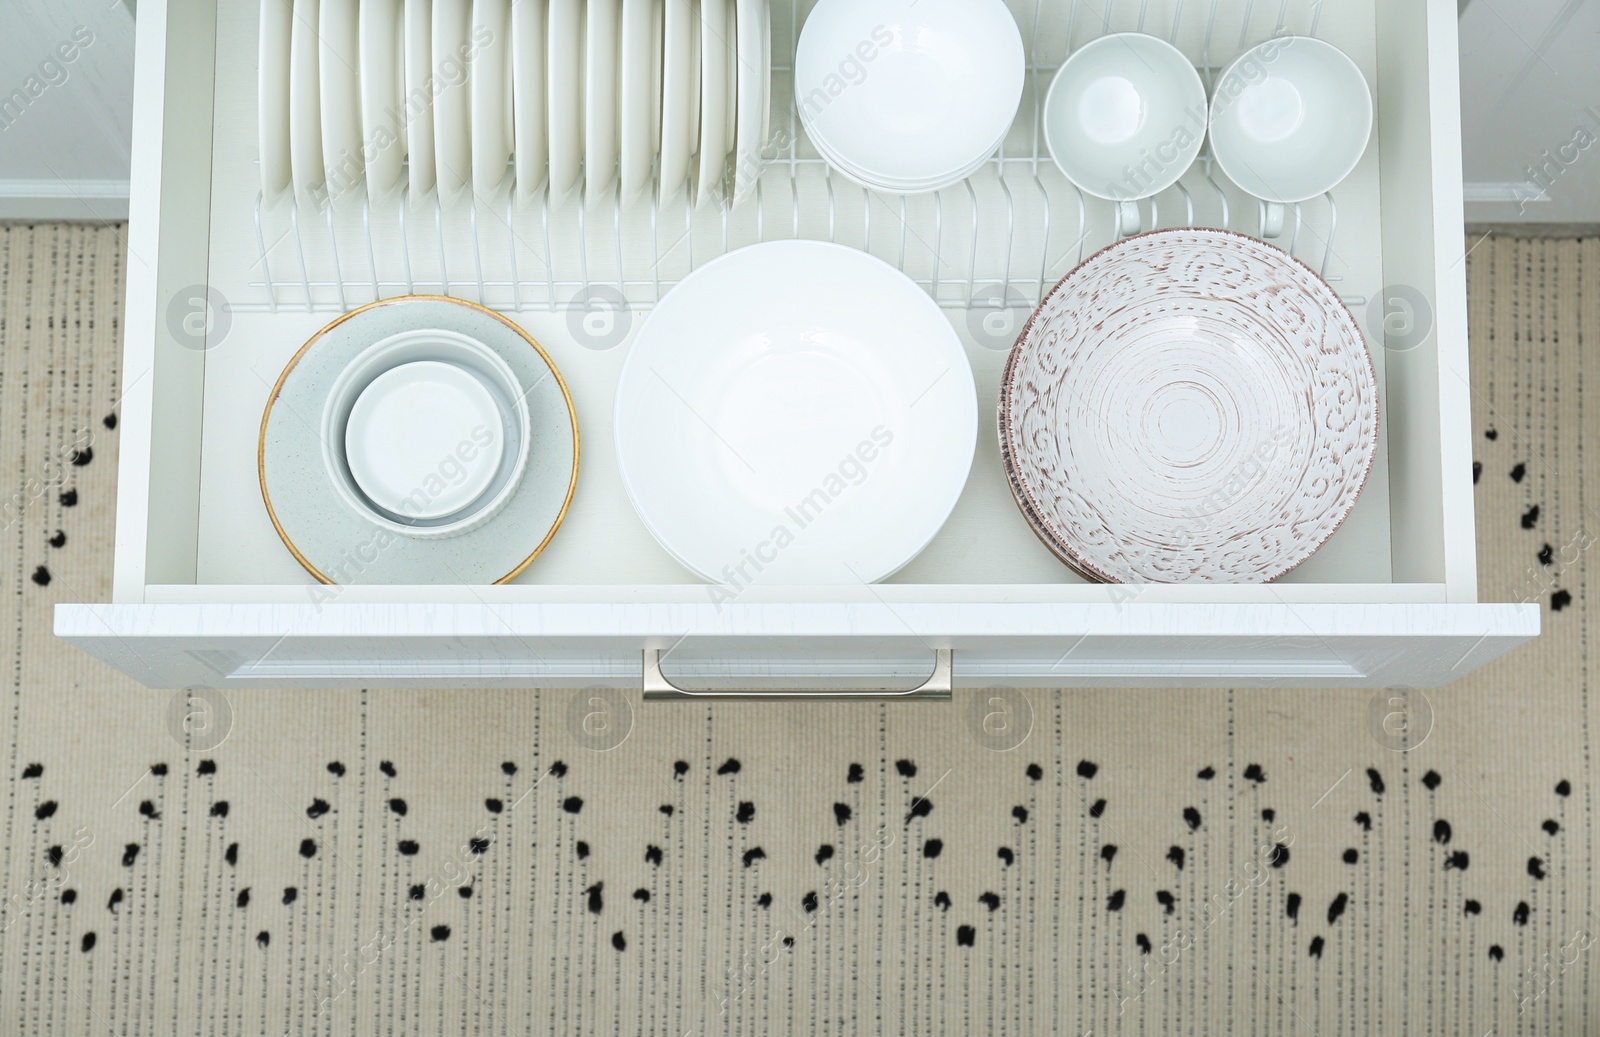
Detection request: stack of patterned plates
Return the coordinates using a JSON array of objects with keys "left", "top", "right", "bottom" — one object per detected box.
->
[{"left": 999, "top": 229, "right": 1379, "bottom": 584}]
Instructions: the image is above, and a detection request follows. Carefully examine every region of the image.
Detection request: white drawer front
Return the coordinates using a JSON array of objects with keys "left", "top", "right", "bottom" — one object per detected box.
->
[{"left": 58, "top": 602, "right": 1537, "bottom": 689}]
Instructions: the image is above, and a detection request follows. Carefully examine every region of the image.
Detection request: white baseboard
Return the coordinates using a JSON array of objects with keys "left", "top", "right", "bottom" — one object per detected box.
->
[{"left": 0, "top": 178, "right": 130, "bottom": 222}]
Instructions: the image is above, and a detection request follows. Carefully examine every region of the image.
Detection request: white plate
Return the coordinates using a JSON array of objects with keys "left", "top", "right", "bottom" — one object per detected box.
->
[
  {"left": 585, "top": 0, "right": 622, "bottom": 206},
  {"left": 730, "top": 0, "right": 769, "bottom": 207},
  {"left": 261, "top": 296, "right": 580, "bottom": 584},
  {"left": 319, "top": 0, "right": 363, "bottom": 197},
  {"left": 289, "top": 0, "right": 325, "bottom": 193},
  {"left": 658, "top": 0, "right": 697, "bottom": 205},
  {"left": 359, "top": 0, "right": 405, "bottom": 198},
  {"left": 471, "top": 0, "right": 513, "bottom": 193},
  {"left": 618, "top": 0, "right": 660, "bottom": 206},
  {"left": 511, "top": 0, "right": 549, "bottom": 200},
  {"left": 796, "top": 0, "right": 1024, "bottom": 188},
  {"left": 686, "top": 0, "right": 700, "bottom": 157},
  {"left": 999, "top": 229, "right": 1379, "bottom": 584},
  {"left": 614, "top": 241, "right": 978, "bottom": 585},
  {"left": 693, "top": 0, "right": 732, "bottom": 207},
  {"left": 433, "top": 0, "right": 473, "bottom": 198},
  {"left": 547, "top": 0, "right": 585, "bottom": 202},
  {"left": 404, "top": 0, "right": 437, "bottom": 197},
  {"left": 259, "top": 0, "right": 294, "bottom": 196}
]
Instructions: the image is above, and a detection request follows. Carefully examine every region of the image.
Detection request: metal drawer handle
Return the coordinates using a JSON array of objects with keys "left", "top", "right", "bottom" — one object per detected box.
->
[{"left": 642, "top": 649, "right": 952, "bottom": 702}]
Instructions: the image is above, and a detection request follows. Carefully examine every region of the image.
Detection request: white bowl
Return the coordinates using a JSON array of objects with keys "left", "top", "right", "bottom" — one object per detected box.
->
[
  {"left": 1043, "top": 32, "right": 1208, "bottom": 231},
  {"left": 796, "top": 0, "right": 1024, "bottom": 191},
  {"left": 321, "top": 328, "right": 531, "bottom": 539},
  {"left": 808, "top": 121, "right": 1005, "bottom": 193},
  {"left": 1208, "top": 36, "right": 1373, "bottom": 205},
  {"left": 614, "top": 240, "right": 978, "bottom": 585}
]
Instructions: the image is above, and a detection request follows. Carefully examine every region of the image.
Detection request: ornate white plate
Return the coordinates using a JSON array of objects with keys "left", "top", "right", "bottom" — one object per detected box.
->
[{"left": 998, "top": 229, "right": 1379, "bottom": 584}]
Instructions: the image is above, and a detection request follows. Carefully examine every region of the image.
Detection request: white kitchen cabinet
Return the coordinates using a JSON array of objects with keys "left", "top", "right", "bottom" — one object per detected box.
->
[{"left": 55, "top": 0, "right": 1539, "bottom": 691}]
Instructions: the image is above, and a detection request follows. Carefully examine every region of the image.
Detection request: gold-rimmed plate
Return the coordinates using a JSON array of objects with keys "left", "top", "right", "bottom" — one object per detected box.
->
[{"left": 259, "top": 296, "right": 580, "bottom": 585}]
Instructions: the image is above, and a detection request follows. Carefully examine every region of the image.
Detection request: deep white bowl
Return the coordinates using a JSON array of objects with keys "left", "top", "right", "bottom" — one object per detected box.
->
[
  {"left": 1208, "top": 36, "right": 1374, "bottom": 205},
  {"left": 1042, "top": 33, "right": 1208, "bottom": 205},
  {"left": 614, "top": 240, "right": 978, "bottom": 585},
  {"left": 796, "top": 0, "right": 1024, "bottom": 192}
]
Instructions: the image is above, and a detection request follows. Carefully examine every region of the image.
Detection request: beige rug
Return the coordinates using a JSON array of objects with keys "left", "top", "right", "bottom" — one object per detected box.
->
[{"left": 0, "top": 223, "right": 1594, "bottom": 1034}]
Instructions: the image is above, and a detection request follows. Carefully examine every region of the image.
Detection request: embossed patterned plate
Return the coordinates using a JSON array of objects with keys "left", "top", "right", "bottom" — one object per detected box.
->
[{"left": 998, "top": 229, "right": 1379, "bottom": 584}]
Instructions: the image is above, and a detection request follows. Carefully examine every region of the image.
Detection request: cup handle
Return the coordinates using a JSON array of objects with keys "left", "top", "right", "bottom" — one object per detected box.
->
[
  {"left": 1116, "top": 200, "right": 1143, "bottom": 238},
  {"left": 1260, "top": 201, "right": 1286, "bottom": 239}
]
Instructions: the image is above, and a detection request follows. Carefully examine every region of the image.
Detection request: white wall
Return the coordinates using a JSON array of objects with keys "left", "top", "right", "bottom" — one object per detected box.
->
[
  {"left": 1458, "top": 0, "right": 1600, "bottom": 224},
  {"left": 0, "top": 0, "right": 136, "bottom": 220}
]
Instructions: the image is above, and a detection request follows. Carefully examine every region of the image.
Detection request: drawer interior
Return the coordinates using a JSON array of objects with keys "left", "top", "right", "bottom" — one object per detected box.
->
[{"left": 122, "top": 0, "right": 1473, "bottom": 606}]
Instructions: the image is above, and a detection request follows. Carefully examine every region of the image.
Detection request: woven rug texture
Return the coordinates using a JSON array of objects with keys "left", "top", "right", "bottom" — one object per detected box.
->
[{"left": 0, "top": 223, "right": 1594, "bottom": 1035}]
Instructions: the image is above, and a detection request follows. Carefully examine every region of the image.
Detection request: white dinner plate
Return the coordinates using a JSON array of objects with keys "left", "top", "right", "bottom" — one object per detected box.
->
[
  {"left": 730, "top": 0, "right": 769, "bottom": 207},
  {"left": 359, "top": 0, "right": 405, "bottom": 198},
  {"left": 404, "top": 0, "right": 437, "bottom": 197},
  {"left": 585, "top": 0, "right": 622, "bottom": 206},
  {"left": 618, "top": 0, "right": 659, "bottom": 207},
  {"left": 511, "top": 0, "right": 549, "bottom": 200},
  {"left": 259, "top": 0, "right": 294, "bottom": 196},
  {"left": 614, "top": 240, "right": 978, "bottom": 585},
  {"left": 289, "top": 0, "right": 325, "bottom": 194},
  {"left": 999, "top": 229, "right": 1379, "bottom": 584},
  {"left": 658, "top": 0, "right": 697, "bottom": 205},
  {"left": 547, "top": 0, "right": 585, "bottom": 203},
  {"left": 693, "top": 0, "right": 732, "bottom": 207},
  {"left": 319, "top": 0, "right": 363, "bottom": 197},
  {"left": 471, "top": 0, "right": 513, "bottom": 193},
  {"left": 433, "top": 0, "right": 473, "bottom": 198},
  {"left": 261, "top": 296, "right": 580, "bottom": 584}
]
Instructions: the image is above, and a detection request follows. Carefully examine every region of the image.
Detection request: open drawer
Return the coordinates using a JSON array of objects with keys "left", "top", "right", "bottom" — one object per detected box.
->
[{"left": 57, "top": 0, "right": 1539, "bottom": 690}]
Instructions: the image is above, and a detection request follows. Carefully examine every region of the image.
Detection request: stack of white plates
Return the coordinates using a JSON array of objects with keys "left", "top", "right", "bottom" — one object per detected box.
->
[
  {"left": 258, "top": 0, "right": 771, "bottom": 209},
  {"left": 794, "top": 0, "right": 1024, "bottom": 194}
]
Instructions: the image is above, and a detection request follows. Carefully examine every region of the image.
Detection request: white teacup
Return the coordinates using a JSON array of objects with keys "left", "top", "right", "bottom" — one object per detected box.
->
[
  {"left": 1043, "top": 33, "right": 1208, "bottom": 237},
  {"left": 1208, "top": 36, "right": 1373, "bottom": 238}
]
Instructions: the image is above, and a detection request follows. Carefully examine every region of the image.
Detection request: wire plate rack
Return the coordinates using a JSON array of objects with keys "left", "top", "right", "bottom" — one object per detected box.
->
[{"left": 247, "top": 0, "right": 1371, "bottom": 317}]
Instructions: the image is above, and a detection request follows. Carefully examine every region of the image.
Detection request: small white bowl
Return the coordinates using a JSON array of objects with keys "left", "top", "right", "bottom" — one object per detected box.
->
[
  {"left": 796, "top": 0, "right": 1024, "bottom": 192},
  {"left": 321, "top": 328, "right": 531, "bottom": 539},
  {"left": 1043, "top": 33, "right": 1208, "bottom": 235},
  {"left": 1208, "top": 36, "right": 1373, "bottom": 237}
]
